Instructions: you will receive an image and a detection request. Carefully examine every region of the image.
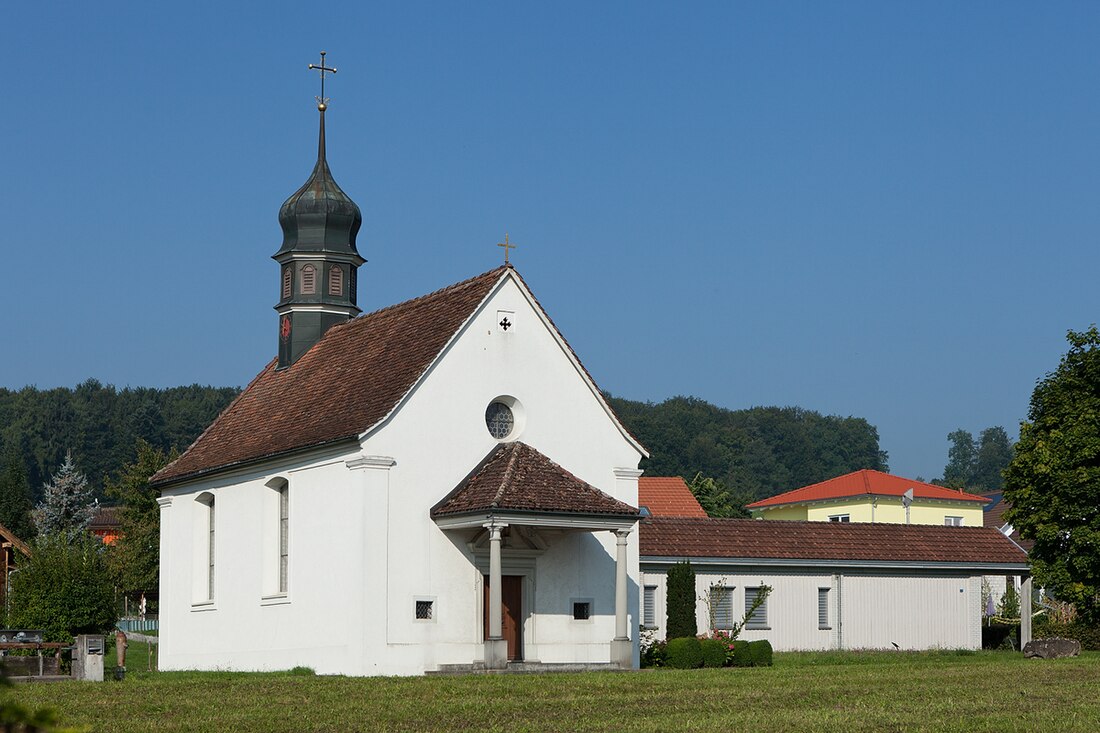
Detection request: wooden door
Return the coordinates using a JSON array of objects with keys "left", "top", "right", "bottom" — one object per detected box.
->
[{"left": 484, "top": 575, "right": 524, "bottom": 661}]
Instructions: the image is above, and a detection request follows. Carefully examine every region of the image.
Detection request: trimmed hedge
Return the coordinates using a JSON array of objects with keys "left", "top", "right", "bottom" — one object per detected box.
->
[
  {"left": 1033, "top": 621, "right": 1100, "bottom": 651},
  {"left": 749, "top": 639, "right": 773, "bottom": 667},
  {"left": 700, "top": 638, "right": 727, "bottom": 668},
  {"left": 731, "top": 640, "right": 753, "bottom": 667},
  {"left": 666, "top": 637, "right": 703, "bottom": 669}
]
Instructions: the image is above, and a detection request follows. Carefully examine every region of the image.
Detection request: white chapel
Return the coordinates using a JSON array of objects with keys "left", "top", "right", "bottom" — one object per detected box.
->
[{"left": 150, "top": 82, "right": 647, "bottom": 675}]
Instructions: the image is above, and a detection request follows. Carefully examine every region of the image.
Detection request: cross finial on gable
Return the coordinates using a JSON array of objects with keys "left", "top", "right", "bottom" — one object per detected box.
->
[{"left": 497, "top": 233, "right": 517, "bottom": 265}]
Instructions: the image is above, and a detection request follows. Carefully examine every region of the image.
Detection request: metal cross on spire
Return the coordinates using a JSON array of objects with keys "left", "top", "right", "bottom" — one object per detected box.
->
[
  {"left": 308, "top": 51, "right": 337, "bottom": 110},
  {"left": 497, "top": 233, "right": 517, "bottom": 264}
]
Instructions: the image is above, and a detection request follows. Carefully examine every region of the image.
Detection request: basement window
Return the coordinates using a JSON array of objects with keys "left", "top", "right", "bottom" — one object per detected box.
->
[
  {"left": 415, "top": 600, "right": 434, "bottom": 621},
  {"left": 572, "top": 600, "right": 592, "bottom": 621}
]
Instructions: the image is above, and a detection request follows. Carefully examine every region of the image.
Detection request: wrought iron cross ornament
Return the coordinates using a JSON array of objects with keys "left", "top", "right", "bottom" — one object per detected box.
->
[
  {"left": 308, "top": 51, "right": 337, "bottom": 109},
  {"left": 497, "top": 233, "right": 516, "bottom": 264}
]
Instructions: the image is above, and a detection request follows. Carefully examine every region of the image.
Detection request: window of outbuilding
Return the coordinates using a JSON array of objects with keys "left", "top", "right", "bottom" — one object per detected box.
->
[{"left": 745, "top": 587, "right": 769, "bottom": 630}]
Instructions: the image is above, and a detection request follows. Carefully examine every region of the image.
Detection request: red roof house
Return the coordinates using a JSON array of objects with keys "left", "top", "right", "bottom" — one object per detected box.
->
[{"left": 637, "top": 477, "right": 707, "bottom": 518}]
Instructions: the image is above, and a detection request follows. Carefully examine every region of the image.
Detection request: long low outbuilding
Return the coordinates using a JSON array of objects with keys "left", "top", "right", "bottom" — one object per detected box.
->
[{"left": 639, "top": 517, "right": 1031, "bottom": 651}]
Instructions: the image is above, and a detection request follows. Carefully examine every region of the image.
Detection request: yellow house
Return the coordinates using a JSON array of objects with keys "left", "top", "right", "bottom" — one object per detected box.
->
[{"left": 746, "top": 469, "right": 989, "bottom": 526}]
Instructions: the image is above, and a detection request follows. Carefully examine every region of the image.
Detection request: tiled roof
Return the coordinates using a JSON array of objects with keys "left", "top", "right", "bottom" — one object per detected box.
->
[
  {"left": 640, "top": 517, "right": 1028, "bottom": 565},
  {"left": 152, "top": 267, "right": 508, "bottom": 486},
  {"left": 432, "top": 442, "right": 640, "bottom": 518},
  {"left": 638, "top": 477, "right": 708, "bottom": 518},
  {"left": 89, "top": 505, "right": 121, "bottom": 529},
  {"left": 746, "top": 469, "right": 991, "bottom": 509},
  {"left": 982, "top": 492, "right": 1033, "bottom": 552}
]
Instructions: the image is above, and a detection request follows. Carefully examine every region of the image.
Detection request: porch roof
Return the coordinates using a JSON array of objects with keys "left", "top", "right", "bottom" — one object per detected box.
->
[{"left": 431, "top": 442, "right": 640, "bottom": 524}]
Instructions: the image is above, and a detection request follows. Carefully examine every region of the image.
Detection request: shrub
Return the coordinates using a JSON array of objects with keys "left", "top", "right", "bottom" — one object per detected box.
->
[
  {"left": 7, "top": 533, "right": 116, "bottom": 643},
  {"left": 731, "top": 640, "right": 753, "bottom": 667},
  {"left": 749, "top": 640, "right": 773, "bottom": 667},
  {"left": 700, "top": 638, "right": 726, "bottom": 668},
  {"left": 1033, "top": 621, "right": 1100, "bottom": 651},
  {"left": 640, "top": 638, "right": 667, "bottom": 668},
  {"left": 666, "top": 637, "right": 703, "bottom": 669},
  {"left": 666, "top": 562, "right": 697, "bottom": 639}
]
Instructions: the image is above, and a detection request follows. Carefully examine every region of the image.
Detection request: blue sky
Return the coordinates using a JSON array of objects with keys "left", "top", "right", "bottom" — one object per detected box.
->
[{"left": 3, "top": 2, "right": 1098, "bottom": 481}]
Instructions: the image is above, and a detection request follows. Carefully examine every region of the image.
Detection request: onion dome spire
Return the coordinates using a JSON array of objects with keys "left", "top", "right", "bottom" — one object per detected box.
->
[{"left": 273, "top": 52, "right": 364, "bottom": 369}]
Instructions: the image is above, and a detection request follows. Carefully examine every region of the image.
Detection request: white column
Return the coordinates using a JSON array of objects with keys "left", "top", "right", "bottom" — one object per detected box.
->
[
  {"left": 610, "top": 528, "right": 633, "bottom": 668},
  {"left": 1020, "top": 576, "right": 1033, "bottom": 649},
  {"left": 488, "top": 524, "right": 504, "bottom": 640},
  {"left": 614, "top": 529, "right": 630, "bottom": 641}
]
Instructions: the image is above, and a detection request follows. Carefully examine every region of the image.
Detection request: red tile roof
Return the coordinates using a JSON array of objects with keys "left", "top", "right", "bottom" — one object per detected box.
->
[
  {"left": 746, "top": 469, "right": 991, "bottom": 509},
  {"left": 153, "top": 267, "right": 508, "bottom": 486},
  {"left": 640, "top": 517, "right": 1028, "bottom": 566},
  {"left": 638, "top": 477, "right": 708, "bottom": 518},
  {"left": 431, "top": 442, "right": 639, "bottom": 518}
]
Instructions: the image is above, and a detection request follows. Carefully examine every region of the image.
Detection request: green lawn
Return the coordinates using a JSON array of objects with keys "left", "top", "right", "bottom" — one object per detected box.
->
[{"left": 11, "top": 651, "right": 1100, "bottom": 732}]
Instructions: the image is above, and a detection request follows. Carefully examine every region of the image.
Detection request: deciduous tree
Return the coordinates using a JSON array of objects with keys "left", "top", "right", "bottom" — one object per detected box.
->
[{"left": 1004, "top": 326, "right": 1100, "bottom": 621}]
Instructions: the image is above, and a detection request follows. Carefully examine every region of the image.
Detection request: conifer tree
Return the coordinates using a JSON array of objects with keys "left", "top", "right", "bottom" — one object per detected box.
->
[
  {"left": 0, "top": 451, "right": 35, "bottom": 540},
  {"left": 33, "top": 451, "right": 96, "bottom": 541},
  {"left": 666, "top": 561, "right": 698, "bottom": 639}
]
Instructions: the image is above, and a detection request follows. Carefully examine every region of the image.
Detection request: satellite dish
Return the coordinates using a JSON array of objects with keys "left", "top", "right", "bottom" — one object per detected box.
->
[{"left": 902, "top": 488, "right": 914, "bottom": 525}]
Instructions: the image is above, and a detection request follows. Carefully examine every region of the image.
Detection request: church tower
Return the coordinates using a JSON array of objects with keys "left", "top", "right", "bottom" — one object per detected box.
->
[{"left": 274, "top": 53, "right": 364, "bottom": 368}]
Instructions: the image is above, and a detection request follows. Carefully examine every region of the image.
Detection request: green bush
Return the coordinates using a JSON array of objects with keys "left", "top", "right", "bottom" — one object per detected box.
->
[
  {"left": 666, "top": 561, "right": 697, "bottom": 639},
  {"left": 7, "top": 533, "right": 117, "bottom": 643},
  {"left": 665, "top": 637, "right": 703, "bottom": 669},
  {"left": 700, "top": 638, "right": 726, "bottom": 668},
  {"left": 1033, "top": 621, "right": 1100, "bottom": 651},
  {"left": 640, "top": 639, "right": 667, "bottom": 668},
  {"left": 749, "top": 639, "right": 773, "bottom": 667},
  {"left": 731, "top": 640, "right": 753, "bottom": 667}
]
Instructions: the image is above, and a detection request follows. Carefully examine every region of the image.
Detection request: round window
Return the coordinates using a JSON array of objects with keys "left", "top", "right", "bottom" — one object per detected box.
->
[{"left": 485, "top": 401, "right": 515, "bottom": 439}]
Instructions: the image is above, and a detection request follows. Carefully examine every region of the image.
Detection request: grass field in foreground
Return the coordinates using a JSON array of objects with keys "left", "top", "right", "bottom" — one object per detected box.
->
[{"left": 12, "top": 650, "right": 1100, "bottom": 732}]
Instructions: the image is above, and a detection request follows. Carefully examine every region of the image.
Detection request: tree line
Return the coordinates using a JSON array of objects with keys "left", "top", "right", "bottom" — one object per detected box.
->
[{"left": 0, "top": 379, "right": 239, "bottom": 504}]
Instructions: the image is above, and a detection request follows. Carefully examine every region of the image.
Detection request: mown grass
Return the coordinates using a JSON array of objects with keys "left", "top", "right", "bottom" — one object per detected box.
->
[{"left": 12, "top": 650, "right": 1100, "bottom": 732}]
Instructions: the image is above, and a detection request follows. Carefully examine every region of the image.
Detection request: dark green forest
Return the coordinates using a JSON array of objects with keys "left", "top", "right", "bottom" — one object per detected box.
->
[
  {"left": 0, "top": 380, "right": 239, "bottom": 501},
  {"left": 0, "top": 382, "right": 889, "bottom": 513},
  {"left": 607, "top": 395, "right": 888, "bottom": 499}
]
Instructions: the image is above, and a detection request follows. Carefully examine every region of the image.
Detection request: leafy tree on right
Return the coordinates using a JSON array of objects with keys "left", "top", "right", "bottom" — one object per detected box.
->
[{"left": 1004, "top": 326, "right": 1100, "bottom": 622}]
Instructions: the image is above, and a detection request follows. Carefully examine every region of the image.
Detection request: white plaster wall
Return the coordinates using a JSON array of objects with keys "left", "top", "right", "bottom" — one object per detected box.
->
[
  {"left": 160, "top": 272, "right": 645, "bottom": 675},
  {"left": 159, "top": 447, "right": 374, "bottom": 675}
]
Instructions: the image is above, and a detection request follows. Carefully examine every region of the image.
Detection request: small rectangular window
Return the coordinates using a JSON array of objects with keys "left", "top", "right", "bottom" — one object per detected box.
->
[
  {"left": 945, "top": 516, "right": 963, "bottom": 526},
  {"left": 643, "top": 585, "right": 658, "bottom": 628},
  {"left": 745, "top": 587, "right": 769, "bottom": 629},
  {"left": 818, "top": 587, "right": 831, "bottom": 629},
  {"left": 828, "top": 514, "right": 850, "bottom": 523},
  {"left": 712, "top": 586, "right": 735, "bottom": 630},
  {"left": 415, "top": 600, "right": 433, "bottom": 620},
  {"left": 573, "top": 601, "right": 591, "bottom": 620}
]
